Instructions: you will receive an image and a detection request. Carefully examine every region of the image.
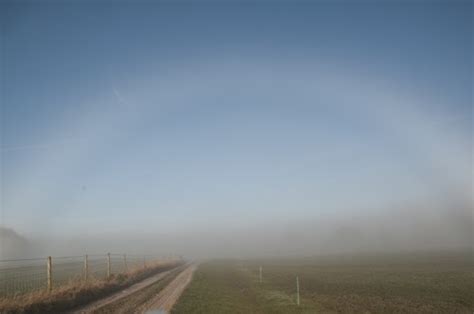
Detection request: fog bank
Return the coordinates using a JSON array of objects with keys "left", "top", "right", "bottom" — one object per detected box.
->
[{"left": 4, "top": 202, "right": 470, "bottom": 260}]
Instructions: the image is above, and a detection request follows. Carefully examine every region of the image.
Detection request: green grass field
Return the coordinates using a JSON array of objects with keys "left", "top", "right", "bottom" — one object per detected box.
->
[{"left": 173, "top": 252, "right": 473, "bottom": 313}]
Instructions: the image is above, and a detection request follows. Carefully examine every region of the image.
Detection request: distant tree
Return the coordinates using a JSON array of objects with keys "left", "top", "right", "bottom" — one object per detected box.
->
[{"left": 0, "top": 227, "right": 33, "bottom": 259}]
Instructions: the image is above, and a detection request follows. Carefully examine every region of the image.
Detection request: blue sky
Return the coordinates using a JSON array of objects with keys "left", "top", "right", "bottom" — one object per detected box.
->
[{"left": 0, "top": 1, "right": 472, "bottom": 239}]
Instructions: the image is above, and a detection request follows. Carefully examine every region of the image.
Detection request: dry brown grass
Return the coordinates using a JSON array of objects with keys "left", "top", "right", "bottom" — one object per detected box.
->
[{"left": 0, "top": 259, "right": 183, "bottom": 314}]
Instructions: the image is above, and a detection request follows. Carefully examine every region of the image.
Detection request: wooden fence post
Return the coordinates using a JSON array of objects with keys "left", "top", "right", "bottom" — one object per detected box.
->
[
  {"left": 47, "top": 256, "right": 52, "bottom": 292},
  {"left": 107, "top": 253, "right": 111, "bottom": 278},
  {"left": 84, "top": 254, "right": 89, "bottom": 280}
]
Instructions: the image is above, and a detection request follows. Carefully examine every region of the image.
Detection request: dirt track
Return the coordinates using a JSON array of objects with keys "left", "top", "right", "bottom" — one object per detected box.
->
[
  {"left": 70, "top": 264, "right": 195, "bottom": 314},
  {"left": 142, "top": 264, "right": 196, "bottom": 313}
]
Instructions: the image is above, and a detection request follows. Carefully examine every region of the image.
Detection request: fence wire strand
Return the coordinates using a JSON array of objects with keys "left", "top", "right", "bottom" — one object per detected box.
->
[{"left": 0, "top": 253, "right": 167, "bottom": 297}]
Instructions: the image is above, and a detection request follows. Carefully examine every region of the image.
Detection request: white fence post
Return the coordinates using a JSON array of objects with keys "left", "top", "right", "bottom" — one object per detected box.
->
[
  {"left": 123, "top": 254, "right": 127, "bottom": 272},
  {"left": 107, "top": 253, "right": 111, "bottom": 278},
  {"left": 84, "top": 254, "right": 89, "bottom": 280},
  {"left": 296, "top": 276, "right": 300, "bottom": 306}
]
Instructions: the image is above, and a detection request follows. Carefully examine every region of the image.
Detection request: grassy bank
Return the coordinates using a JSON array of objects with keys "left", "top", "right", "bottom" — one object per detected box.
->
[
  {"left": 172, "top": 252, "right": 473, "bottom": 313},
  {"left": 0, "top": 260, "right": 182, "bottom": 313}
]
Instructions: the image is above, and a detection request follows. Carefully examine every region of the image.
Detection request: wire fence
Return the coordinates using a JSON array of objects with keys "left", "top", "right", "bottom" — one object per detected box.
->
[{"left": 0, "top": 253, "right": 170, "bottom": 297}]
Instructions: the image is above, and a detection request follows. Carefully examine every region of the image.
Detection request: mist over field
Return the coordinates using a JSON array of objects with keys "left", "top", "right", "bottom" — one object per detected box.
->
[
  {"left": 4, "top": 200, "right": 471, "bottom": 259},
  {"left": 1, "top": 2, "right": 472, "bottom": 261}
]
